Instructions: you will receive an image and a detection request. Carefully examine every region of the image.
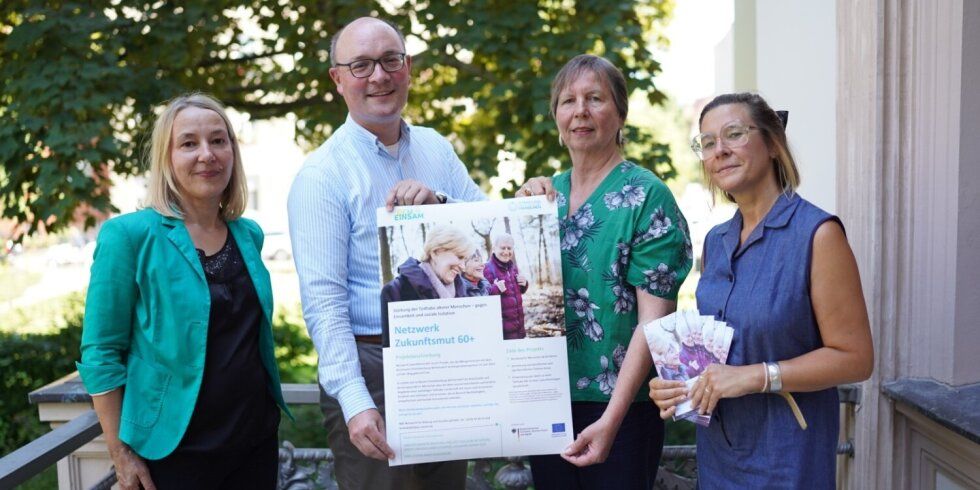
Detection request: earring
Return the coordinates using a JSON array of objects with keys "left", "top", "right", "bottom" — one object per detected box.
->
[
  {"left": 616, "top": 128, "right": 624, "bottom": 146},
  {"left": 558, "top": 134, "right": 564, "bottom": 147}
]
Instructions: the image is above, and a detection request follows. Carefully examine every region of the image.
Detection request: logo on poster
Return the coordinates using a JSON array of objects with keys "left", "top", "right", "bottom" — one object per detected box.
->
[
  {"left": 551, "top": 423, "right": 565, "bottom": 434},
  {"left": 393, "top": 208, "right": 425, "bottom": 222},
  {"left": 507, "top": 200, "right": 543, "bottom": 212}
]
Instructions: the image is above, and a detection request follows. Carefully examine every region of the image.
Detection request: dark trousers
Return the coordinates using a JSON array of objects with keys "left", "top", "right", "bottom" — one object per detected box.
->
[
  {"left": 144, "top": 433, "right": 278, "bottom": 489},
  {"left": 320, "top": 341, "right": 468, "bottom": 490},
  {"left": 529, "top": 401, "right": 664, "bottom": 490}
]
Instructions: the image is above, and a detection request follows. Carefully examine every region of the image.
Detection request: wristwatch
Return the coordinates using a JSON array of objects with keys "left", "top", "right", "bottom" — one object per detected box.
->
[{"left": 434, "top": 191, "right": 449, "bottom": 204}]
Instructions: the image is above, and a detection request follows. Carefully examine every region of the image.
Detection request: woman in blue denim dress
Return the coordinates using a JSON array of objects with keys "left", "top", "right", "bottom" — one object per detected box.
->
[{"left": 648, "top": 93, "right": 874, "bottom": 488}]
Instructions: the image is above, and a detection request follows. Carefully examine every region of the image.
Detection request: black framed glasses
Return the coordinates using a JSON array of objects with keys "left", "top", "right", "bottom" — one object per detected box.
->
[{"left": 334, "top": 53, "right": 407, "bottom": 78}]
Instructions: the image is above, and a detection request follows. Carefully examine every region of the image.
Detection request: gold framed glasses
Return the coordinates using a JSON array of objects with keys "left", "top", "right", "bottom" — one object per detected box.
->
[{"left": 691, "top": 123, "right": 759, "bottom": 160}]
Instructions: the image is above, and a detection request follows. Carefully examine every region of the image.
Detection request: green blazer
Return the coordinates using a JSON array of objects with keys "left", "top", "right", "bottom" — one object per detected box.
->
[{"left": 76, "top": 208, "right": 290, "bottom": 460}]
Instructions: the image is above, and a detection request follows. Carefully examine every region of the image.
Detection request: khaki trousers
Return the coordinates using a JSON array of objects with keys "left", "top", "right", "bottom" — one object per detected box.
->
[{"left": 320, "top": 341, "right": 467, "bottom": 490}]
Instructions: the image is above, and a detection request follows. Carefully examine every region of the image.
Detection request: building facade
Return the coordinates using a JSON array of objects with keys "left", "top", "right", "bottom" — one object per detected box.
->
[{"left": 723, "top": 1, "right": 979, "bottom": 488}]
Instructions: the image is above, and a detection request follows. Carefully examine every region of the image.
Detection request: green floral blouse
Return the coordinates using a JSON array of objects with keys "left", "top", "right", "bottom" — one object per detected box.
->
[{"left": 554, "top": 161, "right": 693, "bottom": 402}]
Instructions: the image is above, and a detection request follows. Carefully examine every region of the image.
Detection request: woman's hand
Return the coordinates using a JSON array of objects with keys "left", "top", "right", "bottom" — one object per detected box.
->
[
  {"left": 648, "top": 377, "right": 688, "bottom": 419},
  {"left": 560, "top": 416, "right": 617, "bottom": 467},
  {"left": 494, "top": 279, "right": 507, "bottom": 292},
  {"left": 516, "top": 177, "right": 556, "bottom": 201},
  {"left": 91, "top": 390, "right": 155, "bottom": 490},
  {"left": 108, "top": 441, "right": 156, "bottom": 490},
  {"left": 687, "top": 363, "right": 766, "bottom": 416}
]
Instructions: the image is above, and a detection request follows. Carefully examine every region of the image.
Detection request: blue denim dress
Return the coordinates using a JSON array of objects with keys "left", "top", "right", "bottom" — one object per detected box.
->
[{"left": 695, "top": 194, "right": 839, "bottom": 489}]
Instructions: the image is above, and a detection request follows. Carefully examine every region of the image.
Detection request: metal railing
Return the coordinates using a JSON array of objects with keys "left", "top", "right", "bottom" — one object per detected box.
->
[
  {"left": 0, "top": 410, "right": 102, "bottom": 488},
  {"left": 1, "top": 382, "right": 861, "bottom": 490}
]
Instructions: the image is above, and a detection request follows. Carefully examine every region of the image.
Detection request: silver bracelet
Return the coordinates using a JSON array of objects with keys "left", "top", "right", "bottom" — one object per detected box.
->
[{"left": 766, "top": 362, "right": 783, "bottom": 393}]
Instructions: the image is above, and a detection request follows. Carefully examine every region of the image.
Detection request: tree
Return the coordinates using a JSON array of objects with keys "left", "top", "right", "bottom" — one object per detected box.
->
[{"left": 0, "top": 0, "right": 674, "bottom": 236}]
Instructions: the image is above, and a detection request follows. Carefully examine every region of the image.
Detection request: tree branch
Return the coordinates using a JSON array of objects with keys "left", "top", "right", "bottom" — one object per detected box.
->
[
  {"left": 413, "top": 51, "right": 504, "bottom": 85},
  {"left": 195, "top": 49, "right": 292, "bottom": 69},
  {"left": 223, "top": 96, "right": 327, "bottom": 114}
]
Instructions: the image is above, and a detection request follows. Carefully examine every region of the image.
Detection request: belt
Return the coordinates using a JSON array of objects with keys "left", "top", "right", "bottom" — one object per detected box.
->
[{"left": 354, "top": 335, "right": 383, "bottom": 345}]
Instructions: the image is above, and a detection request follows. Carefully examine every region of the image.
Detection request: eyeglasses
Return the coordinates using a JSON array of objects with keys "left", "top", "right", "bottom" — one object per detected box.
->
[
  {"left": 691, "top": 123, "right": 759, "bottom": 160},
  {"left": 334, "top": 53, "right": 407, "bottom": 79}
]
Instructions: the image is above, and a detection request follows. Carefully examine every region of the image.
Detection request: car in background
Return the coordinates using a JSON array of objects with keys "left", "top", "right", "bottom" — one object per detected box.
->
[{"left": 262, "top": 231, "right": 292, "bottom": 261}]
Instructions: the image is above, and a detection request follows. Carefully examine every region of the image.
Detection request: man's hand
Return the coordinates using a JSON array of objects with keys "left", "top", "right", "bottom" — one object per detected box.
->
[
  {"left": 386, "top": 179, "right": 439, "bottom": 211},
  {"left": 108, "top": 442, "right": 156, "bottom": 490},
  {"left": 347, "top": 409, "right": 396, "bottom": 460}
]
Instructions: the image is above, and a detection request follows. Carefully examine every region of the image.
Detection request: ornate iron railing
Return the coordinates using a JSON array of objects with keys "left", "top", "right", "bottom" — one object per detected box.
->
[{"left": 1, "top": 381, "right": 860, "bottom": 490}]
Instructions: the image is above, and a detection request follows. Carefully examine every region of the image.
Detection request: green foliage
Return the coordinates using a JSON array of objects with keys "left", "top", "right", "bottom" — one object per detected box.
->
[
  {"left": 0, "top": 294, "right": 84, "bottom": 456},
  {"left": 664, "top": 418, "right": 696, "bottom": 446},
  {"left": 278, "top": 403, "right": 327, "bottom": 450},
  {"left": 18, "top": 466, "right": 57, "bottom": 490},
  {"left": 0, "top": 293, "right": 318, "bottom": 458},
  {"left": 272, "top": 303, "right": 326, "bottom": 448},
  {"left": 0, "top": 0, "right": 675, "bottom": 236},
  {"left": 272, "top": 303, "right": 317, "bottom": 384}
]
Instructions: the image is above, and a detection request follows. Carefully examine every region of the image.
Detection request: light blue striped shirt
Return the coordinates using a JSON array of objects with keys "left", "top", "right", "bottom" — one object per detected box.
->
[{"left": 287, "top": 116, "right": 485, "bottom": 422}]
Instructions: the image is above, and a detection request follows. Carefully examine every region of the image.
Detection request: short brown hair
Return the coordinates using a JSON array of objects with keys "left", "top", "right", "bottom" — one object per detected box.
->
[{"left": 549, "top": 54, "right": 628, "bottom": 146}]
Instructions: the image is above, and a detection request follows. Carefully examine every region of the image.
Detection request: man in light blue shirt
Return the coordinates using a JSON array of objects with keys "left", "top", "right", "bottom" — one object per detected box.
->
[{"left": 287, "top": 16, "right": 484, "bottom": 490}]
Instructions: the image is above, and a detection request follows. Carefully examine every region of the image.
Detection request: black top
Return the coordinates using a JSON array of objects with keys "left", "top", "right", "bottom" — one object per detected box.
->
[{"left": 175, "top": 232, "right": 280, "bottom": 452}]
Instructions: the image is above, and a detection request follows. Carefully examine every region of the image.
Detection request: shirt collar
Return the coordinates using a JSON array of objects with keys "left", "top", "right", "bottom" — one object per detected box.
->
[
  {"left": 721, "top": 192, "right": 801, "bottom": 258},
  {"left": 342, "top": 114, "right": 412, "bottom": 156}
]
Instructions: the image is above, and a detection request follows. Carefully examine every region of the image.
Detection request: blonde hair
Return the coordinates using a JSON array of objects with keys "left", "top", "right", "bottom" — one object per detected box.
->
[
  {"left": 647, "top": 330, "right": 677, "bottom": 365},
  {"left": 420, "top": 226, "right": 475, "bottom": 262},
  {"left": 145, "top": 93, "right": 247, "bottom": 220},
  {"left": 698, "top": 93, "right": 800, "bottom": 203}
]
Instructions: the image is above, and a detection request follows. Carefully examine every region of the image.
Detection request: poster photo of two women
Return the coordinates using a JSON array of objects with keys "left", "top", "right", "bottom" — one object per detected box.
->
[{"left": 378, "top": 198, "right": 565, "bottom": 342}]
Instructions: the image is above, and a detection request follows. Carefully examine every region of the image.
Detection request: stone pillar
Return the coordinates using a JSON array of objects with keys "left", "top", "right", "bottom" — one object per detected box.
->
[
  {"left": 837, "top": 0, "right": 980, "bottom": 488},
  {"left": 30, "top": 374, "right": 113, "bottom": 489}
]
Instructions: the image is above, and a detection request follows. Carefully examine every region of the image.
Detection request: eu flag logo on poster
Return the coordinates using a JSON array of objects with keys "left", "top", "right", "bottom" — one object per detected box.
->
[{"left": 552, "top": 423, "right": 565, "bottom": 433}]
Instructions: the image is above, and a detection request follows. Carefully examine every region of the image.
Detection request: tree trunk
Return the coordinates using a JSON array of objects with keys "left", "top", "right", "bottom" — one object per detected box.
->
[{"left": 380, "top": 226, "right": 394, "bottom": 283}]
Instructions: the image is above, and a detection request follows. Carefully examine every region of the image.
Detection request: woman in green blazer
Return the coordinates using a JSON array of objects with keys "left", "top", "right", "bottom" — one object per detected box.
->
[{"left": 76, "top": 94, "right": 290, "bottom": 490}]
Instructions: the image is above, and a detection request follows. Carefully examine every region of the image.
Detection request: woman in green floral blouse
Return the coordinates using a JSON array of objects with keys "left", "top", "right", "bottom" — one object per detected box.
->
[{"left": 518, "top": 54, "right": 692, "bottom": 489}]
